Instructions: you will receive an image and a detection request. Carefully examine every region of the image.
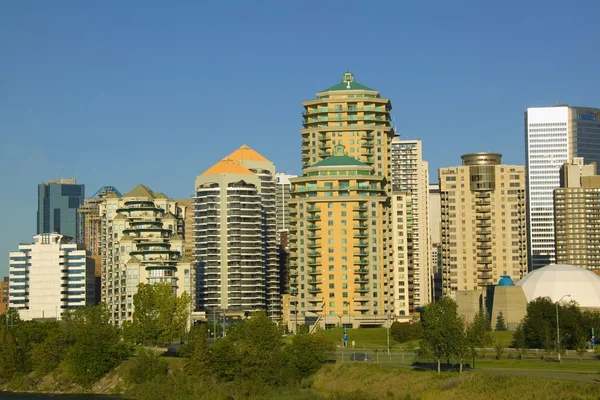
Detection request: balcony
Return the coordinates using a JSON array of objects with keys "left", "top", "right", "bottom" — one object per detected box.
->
[
  {"left": 355, "top": 286, "right": 370, "bottom": 293},
  {"left": 353, "top": 232, "right": 368, "bottom": 238},
  {"left": 353, "top": 213, "right": 368, "bottom": 220},
  {"left": 307, "top": 268, "right": 320, "bottom": 275},
  {"left": 308, "top": 286, "right": 322, "bottom": 294},
  {"left": 307, "top": 215, "right": 320, "bottom": 222},
  {"left": 307, "top": 224, "right": 319, "bottom": 231},
  {"left": 355, "top": 268, "right": 369, "bottom": 275},
  {"left": 353, "top": 204, "right": 368, "bottom": 211},
  {"left": 354, "top": 277, "right": 369, "bottom": 284},
  {"left": 307, "top": 206, "right": 321, "bottom": 212},
  {"left": 355, "top": 241, "right": 368, "bottom": 247},
  {"left": 354, "top": 259, "right": 369, "bottom": 266}
]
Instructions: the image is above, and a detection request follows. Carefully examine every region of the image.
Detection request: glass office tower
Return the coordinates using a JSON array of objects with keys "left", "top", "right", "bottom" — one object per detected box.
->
[{"left": 37, "top": 178, "right": 85, "bottom": 241}]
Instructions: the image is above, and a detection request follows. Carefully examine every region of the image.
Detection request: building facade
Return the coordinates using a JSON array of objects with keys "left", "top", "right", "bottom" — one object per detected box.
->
[
  {"left": 38, "top": 179, "right": 85, "bottom": 241},
  {"left": 194, "top": 146, "right": 279, "bottom": 319},
  {"left": 289, "top": 145, "right": 389, "bottom": 328},
  {"left": 428, "top": 183, "right": 442, "bottom": 300},
  {"left": 439, "top": 153, "right": 527, "bottom": 296},
  {"left": 525, "top": 105, "right": 600, "bottom": 270},
  {"left": 293, "top": 72, "right": 396, "bottom": 329},
  {"left": 8, "top": 233, "right": 95, "bottom": 320},
  {"left": 99, "top": 184, "right": 191, "bottom": 326},
  {"left": 554, "top": 158, "right": 600, "bottom": 269},
  {"left": 0, "top": 276, "right": 8, "bottom": 315},
  {"left": 276, "top": 173, "right": 297, "bottom": 326},
  {"left": 390, "top": 138, "right": 431, "bottom": 311}
]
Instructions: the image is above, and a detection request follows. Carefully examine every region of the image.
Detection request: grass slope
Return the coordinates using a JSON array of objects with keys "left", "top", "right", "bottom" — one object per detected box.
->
[{"left": 310, "top": 364, "right": 600, "bottom": 400}]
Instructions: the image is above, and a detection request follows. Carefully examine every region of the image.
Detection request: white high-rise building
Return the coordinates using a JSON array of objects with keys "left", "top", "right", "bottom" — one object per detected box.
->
[
  {"left": 9, "top": 233, "right": 95, "bottom": 320},
  {"left": 275, "top": 173, "right": 297, "bottom": 243},
  {"left": 390, "top": 138, "right": 431, "bottom": 310},
  {"left": 194, "top": 145, "right": 279, "bottom": 319},
  {"left": 525, "top": 105, "right": 600, "bottom": 270}
]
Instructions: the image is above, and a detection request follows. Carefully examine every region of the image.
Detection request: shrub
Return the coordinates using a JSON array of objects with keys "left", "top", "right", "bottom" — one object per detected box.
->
[{"left": 128, "top": 347, "right": 169, "bottom": 385}]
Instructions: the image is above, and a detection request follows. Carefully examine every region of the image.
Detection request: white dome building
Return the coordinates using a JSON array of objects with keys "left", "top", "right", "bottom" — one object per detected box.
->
[{"left": 516, "top": 264, "right": 600, "bottom": 308}]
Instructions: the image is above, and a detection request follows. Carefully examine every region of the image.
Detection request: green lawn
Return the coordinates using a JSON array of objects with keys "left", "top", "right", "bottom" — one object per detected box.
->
[
  {"left": 490, "top": 330, "right": 514, "bottom": 347},
  {"left": 321, "top": 327, "right": 391, "bottom": 348}
]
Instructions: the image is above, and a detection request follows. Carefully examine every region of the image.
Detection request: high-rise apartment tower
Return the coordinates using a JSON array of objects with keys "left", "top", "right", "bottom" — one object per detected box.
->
[
  {"left": 439, "top": 153, "right": 527, "bottom": 296},
  {"left": 291, "top": 72, "right": 396, "bottom": 329},
  {"left": 554, "top": 158, "right": 600, "bottom": 269},
  {"left": 194, "top": 146, "right": 279, "bottom": 319},
  {"left": 99, "top": 185, "right": 191, "bottom": 326},
  {"left": 390, "top": 138, "right": 431, "bottom": 311}
]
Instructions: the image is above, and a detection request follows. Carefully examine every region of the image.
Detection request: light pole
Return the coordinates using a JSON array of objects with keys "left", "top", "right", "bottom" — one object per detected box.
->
[{"left": 556, "top": 294, "right": 571, "bottom": 363}]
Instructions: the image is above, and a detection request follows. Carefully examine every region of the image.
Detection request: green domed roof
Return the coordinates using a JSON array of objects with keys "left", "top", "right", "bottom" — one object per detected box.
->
[
  {"left": 311, "top": 144, "right": 368, "bottom": 168},
  {"left": 319, "top": 72, "right": 375, "bottom": 93}
]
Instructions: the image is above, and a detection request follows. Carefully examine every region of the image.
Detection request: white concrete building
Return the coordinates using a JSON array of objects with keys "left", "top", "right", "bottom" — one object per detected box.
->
[
  {"left": 194, "top": 145, "right": 280, "bottom": 319},
  {"left": 275, "top": 173, "right": 297, "bottom": 242},
  {"left": 390, "top": 138, "right": 432, "bottom": 311},
  {"left": 525, "top": 105, "right": 600, "bottom": 270},
  {"left": 8, "top": 233, "right": 95, "bottom": 320}
]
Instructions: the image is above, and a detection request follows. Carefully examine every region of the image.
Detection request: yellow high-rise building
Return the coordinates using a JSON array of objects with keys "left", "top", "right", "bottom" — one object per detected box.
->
[
  {"left": 290, "top": 72, "right": 396, "bottom": 330},
  {"left": 301, "top": 72, "right": 394, "bottom": 177},
  {"left": 289, "top": 145, "right": 387, "bottom": 328},
  {"left": 439, "top": 153, "right": 527, "bottom": 296}
]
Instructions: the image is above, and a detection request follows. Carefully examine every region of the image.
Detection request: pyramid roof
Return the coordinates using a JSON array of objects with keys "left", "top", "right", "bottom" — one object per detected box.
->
[
  {"left": 124, "top": 184, "right": 155, "bottom": 199},
  {"left": 201, "top": 157, "right": 254, "bottom": 176},
  {"left": 226, "top": 144, "right": 269, "bottom": 162}
]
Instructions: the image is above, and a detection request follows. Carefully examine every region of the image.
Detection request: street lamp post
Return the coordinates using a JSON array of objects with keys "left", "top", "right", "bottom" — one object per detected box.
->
[{"left": 556, "top": 294, "right": 571, "bottom": 363}]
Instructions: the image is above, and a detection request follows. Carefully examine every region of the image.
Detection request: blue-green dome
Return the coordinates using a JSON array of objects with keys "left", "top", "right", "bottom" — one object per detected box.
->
[{"left": 498, "top": 276, "right": 515, "bottom": 286}]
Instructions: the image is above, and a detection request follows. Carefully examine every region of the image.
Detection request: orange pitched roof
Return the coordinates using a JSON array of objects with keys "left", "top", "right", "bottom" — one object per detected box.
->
[
  {"left": 227, "top": 144, "right": 269, "bottom": 162},
  {"left": 201, "top": 157, "right": 254, "bottom": 176}
]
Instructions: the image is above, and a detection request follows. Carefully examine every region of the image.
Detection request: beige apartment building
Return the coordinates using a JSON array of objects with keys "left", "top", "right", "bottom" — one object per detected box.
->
[
  {"left": 554, "top": 158, "right": 600, "bottom": 269},
  {"left": 439, "top": 153, "right": 527, "bottom": 296},
  {"left": 429, "top": 183, "right": 443, "bottom": 300},
  {"left": 99, "top": 185, "right": 191, "bottom": 325},
  {"left": 194, "top": 145, "right": 279, "bottom": 319},
  {"left": 390, "top": 138, "right": 431, "bottom": 312}
]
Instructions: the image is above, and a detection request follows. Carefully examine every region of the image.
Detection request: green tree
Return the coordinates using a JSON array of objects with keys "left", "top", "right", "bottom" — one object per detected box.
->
[
  {"left": 127, "top": 347, "right": 168, "bottom": 384},
  {"left": 419, "top": 296, "right": 463, "bottom": 374},
  {"left": 466, "top": 310, "right": 492, "bottom": 368},
  {"left": 30, "top": 321, "right": 71, "bottom": 375},
  {"left": 390, "top": 321, "right": 418, "bottom": 343},
  {"left": 513, "top": 323, "right": 527, "bottom": 361},
  {"left": 520, "top": 297, "right": 587, "bottom": 353},
  {"left": 287, "top": 332, "right": 335, "bottom": 380},
  {"left": 0, "top": 327, "right": 25, "bottom": 382},
  {"left": 209, "top": 313, "right": 287, "bottom": 385},
  {"left": 124, "top": 283, "right": 190, "bottom": 347},
  {"left": 495, "top": 311, "right": 507, "bottom": 331},
  {"left": 63, "top": 305, "right": 129, "bottom": 385},
  {"left": 184, "top": 326, "right": 212, "bottom": 377}
]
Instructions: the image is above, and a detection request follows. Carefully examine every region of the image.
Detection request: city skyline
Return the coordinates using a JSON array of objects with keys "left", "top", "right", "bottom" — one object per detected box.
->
[{"left": 2, "top": 2, "right": 600, "bottom": 276}]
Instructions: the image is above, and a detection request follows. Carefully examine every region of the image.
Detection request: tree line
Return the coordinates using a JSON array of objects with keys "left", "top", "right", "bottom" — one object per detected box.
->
[{"left": 0, "top": 283, "right": 335, "bottom": 398}]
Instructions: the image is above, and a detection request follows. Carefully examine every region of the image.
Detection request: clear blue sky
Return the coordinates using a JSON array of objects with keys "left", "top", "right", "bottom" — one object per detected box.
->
[{"left": 1, "top": 1, "right": 599, "bottom": 276}]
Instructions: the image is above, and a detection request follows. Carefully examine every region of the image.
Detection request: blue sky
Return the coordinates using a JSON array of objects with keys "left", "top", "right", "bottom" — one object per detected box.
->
[{"left": 1, "top": 1, "right": 599, "bottom": 276}]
